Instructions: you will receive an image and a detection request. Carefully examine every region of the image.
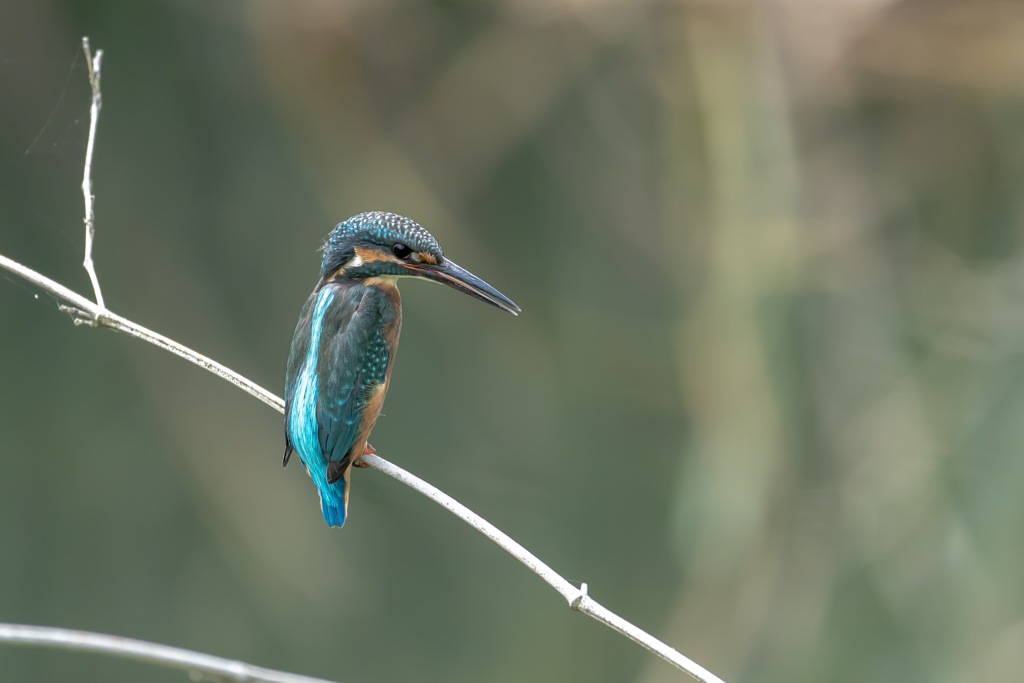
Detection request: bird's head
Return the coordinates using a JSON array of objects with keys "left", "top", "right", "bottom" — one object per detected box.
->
[{"left": 320, "top": 211, "right": 520, "bottom": 315}]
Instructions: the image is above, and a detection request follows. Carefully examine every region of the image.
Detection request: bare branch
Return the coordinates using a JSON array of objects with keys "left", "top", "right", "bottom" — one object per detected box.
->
[
  {"left": 0, "top": 250, "right": 726, "bottom": 683},
  {"left": 0, "top": 623, "right": 339, "bottom": 683},
  {"left": 0, "top": 253, "right": 282, "bottom": 413},
  {"left": 0, "top": 36, "right": 729, "bottom": 683},
  {"left": 361, "top": 455, "right": 727, "bottom": 682},
  {"left": 81, "top": 37, "right": 105, "bottom": 310}
]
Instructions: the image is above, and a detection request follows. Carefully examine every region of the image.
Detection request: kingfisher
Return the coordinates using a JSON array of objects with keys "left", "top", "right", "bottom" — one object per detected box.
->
[{"left": 284, "top": 211, "right": 520, "bottom": 527}]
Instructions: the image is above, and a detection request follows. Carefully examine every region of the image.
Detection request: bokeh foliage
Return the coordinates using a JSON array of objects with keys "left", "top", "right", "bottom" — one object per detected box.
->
[{"left": 2, "top": 1, "right": 1024, "bottom": 682}]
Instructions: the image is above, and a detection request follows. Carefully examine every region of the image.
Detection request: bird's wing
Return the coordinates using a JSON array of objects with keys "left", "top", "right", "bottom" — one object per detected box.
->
[
  {"left": 283, "top": 288, "right": 318, "bottom": 466},
  {"left": 315, "top": 286, "right": 392, "bottom": 480},
  {"left": 285, "top": 290, "right": 317, "bottom": 406}
]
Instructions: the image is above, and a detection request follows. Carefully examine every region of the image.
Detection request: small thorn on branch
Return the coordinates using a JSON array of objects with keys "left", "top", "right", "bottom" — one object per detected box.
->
[
  {"left": 571, "top": 583, "right": 589, "bottom": 611},
  {"left": 58, "top": 304, "right": 99, "bottom": 327}
]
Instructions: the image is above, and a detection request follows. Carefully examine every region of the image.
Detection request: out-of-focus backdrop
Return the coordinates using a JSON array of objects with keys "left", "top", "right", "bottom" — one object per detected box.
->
[{"left": 2, "top": 1, "right": 1024, "bottom": 682}]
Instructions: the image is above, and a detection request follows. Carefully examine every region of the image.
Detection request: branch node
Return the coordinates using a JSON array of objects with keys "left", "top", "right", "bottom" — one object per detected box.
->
[{"left": 570, "top": 583, "right": 589, "bottom": 611}]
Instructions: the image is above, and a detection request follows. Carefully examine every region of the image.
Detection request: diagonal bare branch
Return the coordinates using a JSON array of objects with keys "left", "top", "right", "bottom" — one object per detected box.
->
[
  {"left": 0, "top": 36, "right": 728, "bottom": 683},
  {"left": 0, "top": 247, "right": 726, "bottom": 682},
  {"left": 362, "top": 454, "right": 726, "bottom": 681},
  {"left": 0, "top": 253, "right": 282, "bottom": 413}
]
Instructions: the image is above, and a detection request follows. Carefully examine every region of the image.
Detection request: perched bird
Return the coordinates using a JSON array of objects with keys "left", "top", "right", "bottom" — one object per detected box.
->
[{"left": 284, "top": 211, "right": 520, "bottom": 527}]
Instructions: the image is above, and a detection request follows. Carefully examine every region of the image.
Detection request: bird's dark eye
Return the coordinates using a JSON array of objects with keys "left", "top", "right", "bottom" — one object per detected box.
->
[{"left": 392, "top": 243, "right": 412, "bottom": 259}]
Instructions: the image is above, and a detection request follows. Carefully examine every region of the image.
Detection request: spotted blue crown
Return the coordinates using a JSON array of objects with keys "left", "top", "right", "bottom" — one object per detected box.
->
[{"left": 321, "top": 211, "right": 443, "bottom": 277}]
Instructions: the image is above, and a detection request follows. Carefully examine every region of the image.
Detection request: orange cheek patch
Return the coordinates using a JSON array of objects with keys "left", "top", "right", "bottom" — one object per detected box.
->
[
  {"left": 417, "top": 252, "right": 438, "bottom": 265},
  {"left": 328, "top": 246, "right": 397, "bottom": 281},
  {"left": 354, "top": 245, "right": 394, "bottom": 264}
]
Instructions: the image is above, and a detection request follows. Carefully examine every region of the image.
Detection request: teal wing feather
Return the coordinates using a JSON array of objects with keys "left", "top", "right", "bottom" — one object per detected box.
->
[
  {"left": 285, "top": 290, "right": 316, "bottom": 405},
  {"left": 284, "top": 282, "right": 396, "bottom": 526},
  {"left": 315, "top": 285, "right": 394, "bottom": 482},
  {"left": 283, "top": 288, "right": 317, "bottom": 466}
]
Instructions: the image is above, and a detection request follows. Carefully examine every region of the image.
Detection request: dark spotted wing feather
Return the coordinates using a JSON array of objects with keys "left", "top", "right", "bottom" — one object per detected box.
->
[{"left": 314, "top": 285, "right": 394, "bottom": 481}]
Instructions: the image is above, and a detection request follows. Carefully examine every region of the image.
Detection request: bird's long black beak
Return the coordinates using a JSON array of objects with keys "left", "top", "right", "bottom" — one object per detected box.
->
[{"left": 404, "top": 259, "right": 520, "bottom": 316}]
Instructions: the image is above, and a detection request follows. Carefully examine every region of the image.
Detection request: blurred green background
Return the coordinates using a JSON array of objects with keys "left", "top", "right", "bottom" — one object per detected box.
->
[{"left": 3, "top": 1, "right": 1024, "bottom": 682}]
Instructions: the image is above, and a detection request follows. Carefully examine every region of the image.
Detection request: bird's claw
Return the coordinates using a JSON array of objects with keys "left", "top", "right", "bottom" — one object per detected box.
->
[{"left": 353, "top": 443, "right": 377, "bottom": 467}]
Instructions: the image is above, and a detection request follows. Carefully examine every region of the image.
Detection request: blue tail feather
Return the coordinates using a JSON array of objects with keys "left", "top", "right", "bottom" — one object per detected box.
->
[{"left": 319, "top": 479, "right": 348, "bottom": 528}]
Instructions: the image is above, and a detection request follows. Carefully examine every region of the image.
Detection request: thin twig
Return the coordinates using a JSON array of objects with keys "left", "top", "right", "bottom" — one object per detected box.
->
[
  {"left": 81, "top": 36, "right": 104, "bottom": 310},
  {"left": 0, "top": 36, "right": 728, "bottom": 683},
  {"left": 0, "top": 623, "right": 339, "bottom": 683}
]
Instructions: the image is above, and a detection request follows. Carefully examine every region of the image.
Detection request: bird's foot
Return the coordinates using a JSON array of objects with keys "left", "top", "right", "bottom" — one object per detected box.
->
[{"left": 353, "top": 443, "right": 377, "bottom": 467}]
